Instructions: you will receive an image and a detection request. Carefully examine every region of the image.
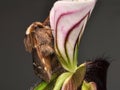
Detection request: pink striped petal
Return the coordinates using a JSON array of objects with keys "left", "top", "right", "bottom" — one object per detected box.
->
[{"left": 50, "top": 0, "right": 96, "bottom": 71}]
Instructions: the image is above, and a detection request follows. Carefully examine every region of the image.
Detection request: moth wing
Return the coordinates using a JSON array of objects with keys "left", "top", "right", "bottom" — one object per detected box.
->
[
  {"left": 32, "top": 48, "right": 52, "bottom": 82},
  {"left": 32, "top": 32, "right": 52, "bottom": 82},
  {"left": 24, "top": 35, "right": 33, "bottom": 53}
]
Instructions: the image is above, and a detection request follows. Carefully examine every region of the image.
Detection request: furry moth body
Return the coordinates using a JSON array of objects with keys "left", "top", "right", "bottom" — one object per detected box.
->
[{"left": 24, "top": 21, "right": 60, "bottom": 82}]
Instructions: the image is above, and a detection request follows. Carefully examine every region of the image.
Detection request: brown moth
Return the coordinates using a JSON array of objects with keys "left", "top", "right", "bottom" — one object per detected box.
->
[{"left": 24, "top": 18, "right": 62, "bottom": 82}]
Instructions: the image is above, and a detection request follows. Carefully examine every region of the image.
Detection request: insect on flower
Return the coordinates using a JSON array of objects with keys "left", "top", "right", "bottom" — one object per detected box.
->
[{"left": 24, "top": 18, "right": 62, "bottom": 82}]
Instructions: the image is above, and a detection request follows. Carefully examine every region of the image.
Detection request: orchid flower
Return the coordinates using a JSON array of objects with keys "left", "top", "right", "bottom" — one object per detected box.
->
[
  {"left": 33, "top": 0, "right": 97, "bottom": 90},
  {"left": 49, "top": 0, "right": 97, "bottom": 89},
  {"left": 50, "top": 0, "right": 96, "bottom": 72},
  {"left": 24, "top": 0, "right": 111, "bottom": 90}
]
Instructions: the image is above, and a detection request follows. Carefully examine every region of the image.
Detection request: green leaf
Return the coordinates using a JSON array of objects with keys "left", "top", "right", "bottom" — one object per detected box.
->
[
  {"left": 81, "top": 81, "right": 97, "bottom": 90},
  {"left": 34, "top": 81, "right": 48, "bottom": 90},
  {"left": 34, "top": 74, "right": 58, "bottom": 90},
  {"left": 53, "top": 72, "right": 72, "bottom": 90}
]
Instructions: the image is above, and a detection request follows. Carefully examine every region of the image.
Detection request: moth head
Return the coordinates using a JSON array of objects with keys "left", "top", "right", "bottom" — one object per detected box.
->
[
  {"left": 26, "top": 22, "right": 50, "bottom": 35},
  {"left": 26, "top": 22, "right": 44, "bottom": 35}
]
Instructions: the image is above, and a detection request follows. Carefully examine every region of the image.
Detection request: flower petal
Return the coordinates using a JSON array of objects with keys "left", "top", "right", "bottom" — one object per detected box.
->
[
  {"left": 53, "top": 72, "right": 72, "bottom": 90},
  {"left": 50, "top": 0, "right": 96, "bottom": 71},
  {"left": 61, "top": 63, "right": 86, "bottom": 90},
  {"left": 81, "top": 81, "right": 97, "bottom": 90}
]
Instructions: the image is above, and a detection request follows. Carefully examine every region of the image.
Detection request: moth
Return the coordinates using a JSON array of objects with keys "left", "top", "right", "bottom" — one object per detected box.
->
[{"left": 24, "top": 18, "right": 62, "bottom": 82}]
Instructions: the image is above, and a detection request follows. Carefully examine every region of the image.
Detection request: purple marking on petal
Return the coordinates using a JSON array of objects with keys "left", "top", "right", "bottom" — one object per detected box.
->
[
  {"left": 55, "top": 7, "right": 88, "bottom": 61},
  {"left": 73, "top": 12, "right": 90, "bottom": 60},
  {"left": 50, "top": 0, "right": 97, "bottom": 69},
  {"left": 64, "top": 12, "right": 90, "bottom": 61},
  {"left": 73, "top": 25, "right": 84, "bottom": 61}
]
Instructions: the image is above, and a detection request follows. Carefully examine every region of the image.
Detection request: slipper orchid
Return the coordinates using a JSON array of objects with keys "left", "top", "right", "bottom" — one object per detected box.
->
[
  {"left": 31, "top": 0, "right": 97, "bottom": 90},
  {"left": 24, "top": 0, "right": 111, "bottom": 90}
]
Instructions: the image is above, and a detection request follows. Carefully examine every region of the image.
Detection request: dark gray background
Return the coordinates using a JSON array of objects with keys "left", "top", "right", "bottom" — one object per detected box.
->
[{"left": 0, "top": 0, "right": 119, "bottom": 90}]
